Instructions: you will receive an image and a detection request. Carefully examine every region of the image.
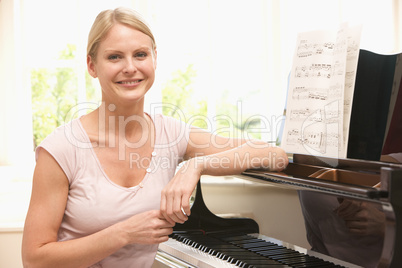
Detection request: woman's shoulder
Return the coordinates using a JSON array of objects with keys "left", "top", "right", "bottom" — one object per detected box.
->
[
  {"left": 39, "top": 118, "right": 87, "bottom": 147},
  {"left": 151, "top": 113, "right": 191, "bottom": 137},
  {"left": 151, "top": 113, "right": 189, "bottom": 129},
  {"left": 150, "top": 113, "right": 190, "bottom": 152},
  {"left": 35, "top": 118, "right": 92, "bottom": 181},
  {"left": 35, "top": 118, "right": 90, "bottom": 160}
]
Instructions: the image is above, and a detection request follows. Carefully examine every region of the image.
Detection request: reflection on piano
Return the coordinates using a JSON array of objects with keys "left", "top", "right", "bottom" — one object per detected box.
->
[
  {"left": 155, "top": 50, "right": 402, "bottom": 268},
  {"left": 157, "top": 175, "right": 362, "bottom": 268}
]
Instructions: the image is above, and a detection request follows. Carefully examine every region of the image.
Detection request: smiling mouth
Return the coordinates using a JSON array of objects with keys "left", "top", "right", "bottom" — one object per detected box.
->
[{"left": 117, "top": 80, "right": 142, "bottom": 85}]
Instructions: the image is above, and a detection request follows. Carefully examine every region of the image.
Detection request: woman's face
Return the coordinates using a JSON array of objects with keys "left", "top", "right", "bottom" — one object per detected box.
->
[{"left": 87, "top": 23, "right": 157, "bottom": 107}]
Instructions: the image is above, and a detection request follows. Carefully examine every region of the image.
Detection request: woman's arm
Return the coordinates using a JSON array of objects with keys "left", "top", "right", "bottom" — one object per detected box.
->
[
  {"left": 160, "top": 127, "right": 289, "bottom": 223},
  {"left": 22, "top": 149, "right": 173, "bottom": 268}
]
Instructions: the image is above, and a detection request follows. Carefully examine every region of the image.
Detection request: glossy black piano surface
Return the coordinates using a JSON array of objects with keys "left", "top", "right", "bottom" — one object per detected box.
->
[
  {"left": 243, "top": 154, "right": 402, "bottom": 268},
  {"left": 157, "top": 50, "right": 402, "bottom": 268},
  {"left": 161, "top": 176, "right": 356, "bottom": 268}
]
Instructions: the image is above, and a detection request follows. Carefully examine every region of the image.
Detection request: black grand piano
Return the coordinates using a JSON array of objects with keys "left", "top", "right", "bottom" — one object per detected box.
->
[{"left": 155, "top": 50, "right": 402, "bottom": 268}]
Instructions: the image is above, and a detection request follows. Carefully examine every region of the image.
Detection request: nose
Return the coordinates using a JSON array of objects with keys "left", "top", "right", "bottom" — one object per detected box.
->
[{"left": 123, "top": 59, "right": 137, "bottom": 74}]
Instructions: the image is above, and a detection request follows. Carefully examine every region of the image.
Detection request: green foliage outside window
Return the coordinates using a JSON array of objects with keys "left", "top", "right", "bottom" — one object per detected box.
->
[
  {"left": 31, "top": 46, "right": 260, "bottom": 149},
  {"left": 31, "top": 66, "right": 78, "bottom": 148},
  {"left": 161, "top": 64, "right": 208, "bottom": 129},
  {"left": 215, "top": 90, "right": 261, "bottom": 140},
  {"left": 161, "top": 64, "right": 261, "bottom": 139},
  {"left": 31, "top": 44, "right": 96, "bottom": 148}
]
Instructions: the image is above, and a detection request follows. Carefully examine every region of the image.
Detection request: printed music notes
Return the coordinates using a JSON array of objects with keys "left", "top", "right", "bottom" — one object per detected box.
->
[{"left": 282, "top": 23, "right": 362, "bottom": 158}]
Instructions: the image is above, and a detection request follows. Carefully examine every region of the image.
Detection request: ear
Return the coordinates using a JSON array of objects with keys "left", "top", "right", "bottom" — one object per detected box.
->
[
  {"left": 153, "top": 49, "right": 157, "bottom": 69},
  {"left": 87, "top": 55, "right": 97, "bottom": 78}
]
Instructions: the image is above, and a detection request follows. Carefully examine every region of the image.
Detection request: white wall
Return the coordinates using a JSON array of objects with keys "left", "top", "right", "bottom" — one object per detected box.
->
[
  {"left": 0, "top": 229, "right": 23, "bottom": 268},
  {"left": 0, "top": 2, "right": 23, "bottom": 265},
  {"left": 0, "top": 0, "right": 33, "bottom": 166}
]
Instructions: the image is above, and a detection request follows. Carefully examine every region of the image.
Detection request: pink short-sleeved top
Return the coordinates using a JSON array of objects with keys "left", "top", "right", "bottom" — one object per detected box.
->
[{"left": 36, "top": 114, "right": 190, "bottom": 268}]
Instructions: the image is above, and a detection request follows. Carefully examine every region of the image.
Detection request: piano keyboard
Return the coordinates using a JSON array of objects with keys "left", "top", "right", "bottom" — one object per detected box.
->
[{"left": 157, "top": 232, "right": 361, "bottom": 268}]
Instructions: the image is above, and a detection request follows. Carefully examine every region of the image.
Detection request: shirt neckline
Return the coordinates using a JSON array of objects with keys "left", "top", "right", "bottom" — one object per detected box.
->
[{"left": 74, "top": 113, "right": 158, "bottom": 191}]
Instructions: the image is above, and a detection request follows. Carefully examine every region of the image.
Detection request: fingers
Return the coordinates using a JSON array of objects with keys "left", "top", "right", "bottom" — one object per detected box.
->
[
  {"left": 160, "top": 161, "right": 199, "bottom": 224},
  {"left": 160, "top": 188, "right": 191, "bottom": 224},
  {"left": 181, "top": 194, "right": 191, "bottom": 217},
  {"left": 344, "top": 220, "right": 367, "bottom": 235},
  {"left": 335, "top": 199, "right": 361, "bottom": 218},
  {"left": 122, "top": 210, "right": 175, "bottom": 245},
  {"left": 168, "top": 194, "right": 189, "bottom": 224},
  {"left": 174, "top": 194, "right": 188, "bottom": 222},
  {"left": 335, "top": 200, "right": 386, "bottom": 236},
  {"left": 150, "top": 219, "right": 174, "bottom": 244},
  {"left": 157, "top": 211, "right": 175, "bottom": 226}
]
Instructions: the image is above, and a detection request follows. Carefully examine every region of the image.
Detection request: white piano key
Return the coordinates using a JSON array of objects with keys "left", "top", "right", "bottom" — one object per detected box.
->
[{"left": 158, "top": 238, "right": 239, "bottom": 268}]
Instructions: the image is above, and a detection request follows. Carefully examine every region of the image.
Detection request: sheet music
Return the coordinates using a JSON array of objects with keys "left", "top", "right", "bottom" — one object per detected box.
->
[
  {"left": 342, "top": 25, "right": 362, "bottom": 156},
  {"left": 282, "top": 24, "right": 362, "bottom": 158}
]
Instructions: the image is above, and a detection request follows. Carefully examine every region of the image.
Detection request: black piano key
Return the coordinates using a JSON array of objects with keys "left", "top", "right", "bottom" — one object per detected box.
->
[
  {"left": 236, "top": 257, "right": 283, "bottom": 264},
  {"left": 242, "top": 242, "right": 282, "bottom": 249},
  {"left": 274, "top": 255, "right": 332, "bottom": 267},
  {"left": 227, "top": 256, "right": 244, "bottom": 265},
  {"left": 217, "top": 253, "right": 240, "bottom": 264},
  {"left": 230, "top": 238, "right": 265, "bottom": 244},
  {"left": 218, "top": 250, "right": 255, "bottom": 257},
  {"left": 249, "top": 245, "right": 285, "bottom": 252},
  {"left": 244, "top": 263, "right": 292, "bottom": 268},
  {"left": 286, "top": 261, "right": 334, "bottom": 267},
  {"left": 224, "top": 253, "right": 271, "bottom": 261},
  {"left": 270, "top": 255, "right": 315, "bottom": 262},
  {"left": 282, "top": 256, "right": 315, "bottom": 262},
  {"left": 297, "top": 260, "right": 341, "bottom": 267},
  {"left": 251, "top": 247, "right": 339, "bottom": 267},
  {"left": 170, "top": 233, "right": 345, "bottom": 268},
  {"left": 220, "top": 236, "right": 281, "bottom": 248},
  {"left": 216, "top": 252, "right": 231, "bottom": 261},
  {"left": 258, "top": 252, "right": 304, "bottom": 259},
  {"left": 221, "top": 235, "right": 257, "bottom": 242},
  {"left": 209, "top": 244, "right": 244, "bottom": 251},
  {"left": 197, "top": 244, "right": 207, "bottom": 251},
  {"left": 217, "top": 249, "right": 291, "bottom": 266},
  {"left": 247, "top": 264, "right": 291, "bottom": 268},
  {"left": 237, "top": 242, "right": 279, "bottom": 249},
  {"left": 210, "top": 233, "right": 251, "bottom": 240},
  {"left": 229, "top": 238, "right": 271, "bottom": 245},
  {"left": 258, "top": 248, "right": 304, "bottom": 256}
]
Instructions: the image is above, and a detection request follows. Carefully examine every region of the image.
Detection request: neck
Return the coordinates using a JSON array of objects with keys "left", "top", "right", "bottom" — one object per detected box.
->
[
  {"left": 82, "top": 101, "right": 152, "bottom": 147},
  {"left": 102, "top": 100, "right": 148, "bottom": 130}
]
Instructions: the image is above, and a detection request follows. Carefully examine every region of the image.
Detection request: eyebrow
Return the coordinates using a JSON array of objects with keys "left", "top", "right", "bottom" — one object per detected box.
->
[{"left": 103, "top": 46, "right": 152, "bottom": 53}]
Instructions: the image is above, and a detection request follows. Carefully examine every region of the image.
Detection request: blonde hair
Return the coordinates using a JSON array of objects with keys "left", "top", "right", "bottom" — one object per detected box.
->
[{"left": 87, "top": 7, "right": 156, "bottom": 60}]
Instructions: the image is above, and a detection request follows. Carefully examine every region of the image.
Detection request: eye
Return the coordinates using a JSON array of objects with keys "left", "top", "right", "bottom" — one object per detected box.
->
[
  {"left": 107, "top": 54, "right": 121, "bottom": 60},
  {"left": 135, "top": 52, "right": 148, "bottom": 59}
]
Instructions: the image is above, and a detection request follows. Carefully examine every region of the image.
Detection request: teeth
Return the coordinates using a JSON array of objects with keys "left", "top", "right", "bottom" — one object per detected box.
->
[{"left": 119, "top": 80, "right": 140, "bottom": 84}]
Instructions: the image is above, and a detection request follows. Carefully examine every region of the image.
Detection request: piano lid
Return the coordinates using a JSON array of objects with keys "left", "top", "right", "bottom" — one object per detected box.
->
[
  {"left": 348, "top": 50, "right": 402, "bottom": 162},
  {"left": 272, "top": 49, "right": 402, "bottom": 267},
  {"left": 161, "top": 49, "right": 402, "bottom": 268},
  {"left": 278, "top": 49, "right": 402, "bottom": 164}
]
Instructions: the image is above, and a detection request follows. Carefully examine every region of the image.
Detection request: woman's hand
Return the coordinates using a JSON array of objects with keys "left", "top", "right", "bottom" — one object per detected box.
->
[
  {"left": 117, "top": 210, "right": 175, "bottom": 245},
  {"left": 160, "top": 158, "right": 202, "bottom": 224},
  {"left": 23, "top": 149, "right": 175, "bottom": 268},
  {"left": 159, "top": 139, "right": 289, "bottom": 225}
]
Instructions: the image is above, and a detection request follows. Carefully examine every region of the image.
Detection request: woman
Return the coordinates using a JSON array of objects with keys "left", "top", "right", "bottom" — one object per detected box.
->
[{"left": 22, "top": 7, "right": 288, "bottom": 268}]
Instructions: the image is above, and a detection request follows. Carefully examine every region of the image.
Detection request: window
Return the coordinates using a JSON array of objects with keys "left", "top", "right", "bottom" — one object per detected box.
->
[{"left": 0, "top": 0, "right": 399, "bottom": 226}]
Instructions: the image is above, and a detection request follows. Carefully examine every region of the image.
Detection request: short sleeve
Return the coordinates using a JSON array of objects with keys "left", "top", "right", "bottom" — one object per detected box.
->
[
  {"left": 153, "top": 114, "right": 191, "bottom": 158},
  {"left": 35, "top": 120, "right": 83, "bottom": 183}
]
